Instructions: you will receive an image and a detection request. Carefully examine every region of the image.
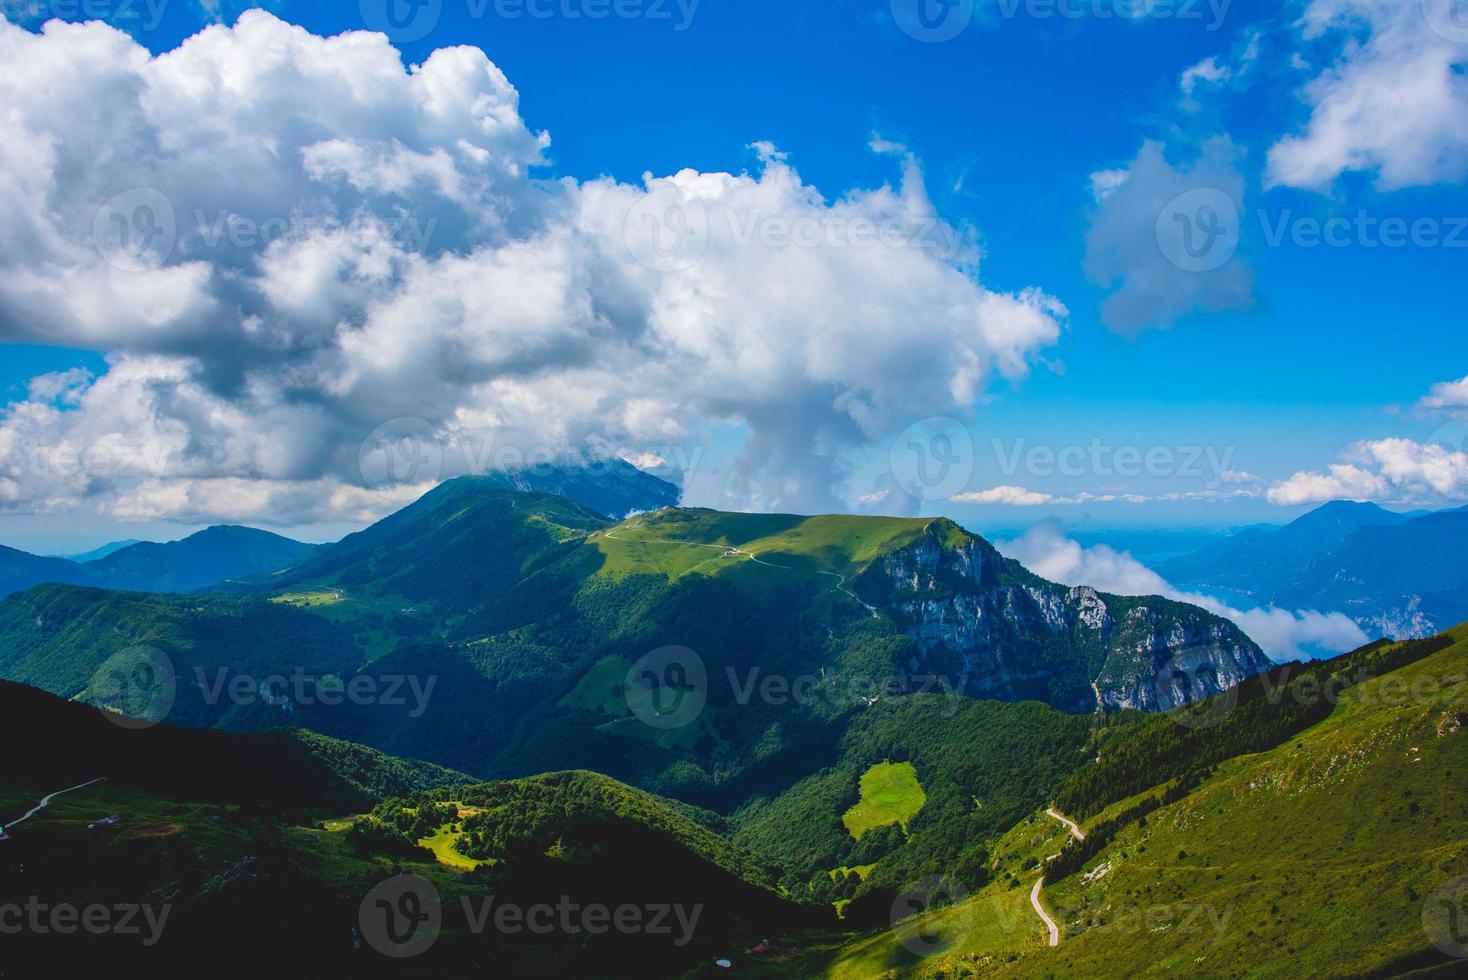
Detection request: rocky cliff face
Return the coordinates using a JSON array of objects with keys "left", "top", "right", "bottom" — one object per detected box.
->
[{"left": 858, "top": 521, "right": 1271, "bottom": 715}]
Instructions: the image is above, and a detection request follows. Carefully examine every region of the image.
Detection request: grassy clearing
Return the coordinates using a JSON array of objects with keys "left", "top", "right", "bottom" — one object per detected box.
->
[
  {"left": 559, "top": 656, "right": 633, "bottom": 715},
  {"left": 265, "top": 589, "right": 413, "bottom": 660},
  {"left": 269, "top": 590, "right": 344, "bottom": 608},
  {"left": 418, "top": 822, "right": 492, "bottom": 871},
  {"left": 829, "top": 864, "right": 877, "bottom": 882},
  {"left": 841, "top": 761, "right": 926, "bottom": 840}
]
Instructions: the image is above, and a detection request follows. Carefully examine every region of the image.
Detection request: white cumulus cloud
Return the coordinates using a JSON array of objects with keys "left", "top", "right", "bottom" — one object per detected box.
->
[
  {"left": 1083, "top": 138, "right": 1254, "bottom": 334},
  {"left": 1267, "top": 0, "right": 1468, "bottom": 190},
  {"left": 0, "top": 12, "right": 1067, "bottom": 525},
  {"left": 952, "top": 485, "right": 1055, "bottom": 505},
  {"left": 1420, "top": 373, "right": 1468, "bottom": 410},
  {"left": 1268, "top": 438, "right": 1468, "bottom": 506}
]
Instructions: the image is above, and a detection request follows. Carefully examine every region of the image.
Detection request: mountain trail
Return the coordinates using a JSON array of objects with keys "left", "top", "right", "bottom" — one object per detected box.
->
[
  {"left": 1, "top": 777, "right": 107, "bottom": 837},
  {"left": 1045, "top": 807, "right": 1086, "bottom": 842}
]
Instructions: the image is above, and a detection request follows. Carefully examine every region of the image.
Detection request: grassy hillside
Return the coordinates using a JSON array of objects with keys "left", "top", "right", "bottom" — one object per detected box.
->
[
  {"left": 273, "top": 479, "right": 609, "bottom": 614},
  {"left": 804, "top": 626, "right": 1468, "bottom": 979},
  {"left": 0, "top": 585, "right": 370, "bottom": 731}
]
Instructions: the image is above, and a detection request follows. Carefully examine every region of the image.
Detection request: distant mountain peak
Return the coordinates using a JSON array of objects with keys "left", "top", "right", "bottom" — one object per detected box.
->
[
  {"left": 58, "top": 539, "right": 143, "bottom": 563},
  {"left": 466, "top": 457, "right": 680, "bottom": 519},
  {"left": 1291, "top": 499, "right": 1401, "bottom": 525}
]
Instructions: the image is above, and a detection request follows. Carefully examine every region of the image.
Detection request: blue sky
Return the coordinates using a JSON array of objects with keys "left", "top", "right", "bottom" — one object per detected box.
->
[{"left": 0, "top": 0, "right": 1466, "bottom": 556}]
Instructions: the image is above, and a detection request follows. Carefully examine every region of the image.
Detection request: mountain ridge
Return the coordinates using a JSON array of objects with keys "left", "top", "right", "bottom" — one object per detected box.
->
[{"left": 1160, "top": 500, "right": 1468, "bottom": 638}]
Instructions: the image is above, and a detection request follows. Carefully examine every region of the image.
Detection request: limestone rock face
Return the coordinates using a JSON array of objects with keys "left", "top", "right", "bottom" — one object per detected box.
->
[{"left": 860, "top": 521, "right": 1272, "bottom": 714}]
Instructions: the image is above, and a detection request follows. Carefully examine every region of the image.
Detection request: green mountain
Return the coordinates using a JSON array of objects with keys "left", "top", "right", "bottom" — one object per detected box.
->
[
  {"left": 83, "top": 524, "right": 317, "bottom": 592},
  {"left": 0, "top": 543, "right": 92, "bottom": 597},
  {"left": 1, "top": 479, "right": 1461, "bottom": 978},
  {"left": 0, "top": 484, "right": 1269, "bottom": 795}
]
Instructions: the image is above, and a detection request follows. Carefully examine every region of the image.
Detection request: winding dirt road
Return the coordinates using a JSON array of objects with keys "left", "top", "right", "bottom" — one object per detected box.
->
[
  {"left": 1, "top": 777, "right": 106, "bottom": 838},
  {"left": 1030, "top": 876, "right": 1059, "bottom": 947},
  {"left": 1045, "top": 807, "right": 1086, "bottom": 841},
  {"left": 1027, "top": 807, "right": 1086, "bottom": 946}
]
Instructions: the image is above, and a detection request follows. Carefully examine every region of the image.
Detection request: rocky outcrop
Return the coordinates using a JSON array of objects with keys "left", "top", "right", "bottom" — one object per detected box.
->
[{"left": 860, "top": 521, "right": 1272, "bottom": 715}]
